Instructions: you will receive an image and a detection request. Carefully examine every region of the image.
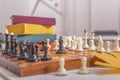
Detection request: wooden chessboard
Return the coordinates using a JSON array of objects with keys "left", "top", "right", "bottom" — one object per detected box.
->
[{"left": 0, "top": 50, "right": 92, "bottom": 77}]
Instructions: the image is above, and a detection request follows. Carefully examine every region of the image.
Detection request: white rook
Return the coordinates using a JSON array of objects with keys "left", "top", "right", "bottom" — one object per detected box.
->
[{"left": 113, "top": 38, "right": 120, "bottom": 52}]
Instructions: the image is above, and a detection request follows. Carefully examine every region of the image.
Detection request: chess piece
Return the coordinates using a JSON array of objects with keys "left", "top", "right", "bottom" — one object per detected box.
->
[
  {"left": 52, "top": 40, "right": 59, "bottom": 50},
  {"left": 27, "top": 43, "right": 40, "bottom": 62},
  {"left": 10, "top": 38, "right": 18, "bottom": 57},
  {"left": 0, "top": 43, "right": 2, "bottom": 52},
  {"left": 97, "top": 40, "right": 105, "bottom": 52},
  {"left": 56, "top": 36, "right": 66, "bottom": 54},
  {"left": 89, "top": 40, "right": 96, "bottom": 51},
  {"left": 41, "top": 44, "right": 51, "bottom": 61},
  {"left": 66, "top": 36, "right": 72, "bottom": 48},
  {"left": 56, "top": 57, "right": 68, "bottom": 76},
  {"left": 112, "top": 38, "right": 120, "bottom": 52},
  {"left": 72, "top": 35, "right": 76, "bottom": 40},
  {"left": 69, "top": 40, "right": 77, "bottom": 50},
  {"left": 4, "top": 34, "right": 10, "bottom": 54},
  {"left": 76, "top": 37, "right": 84, "bottom": 51},
  {"left": 46, "top": 38, "right": 51, "bottom": 50},
  {"left": 83, "top": 30, "right": 89, "bottom": 49},
  {"left": 78, "top": 57, "right": 89, "bottom": 74},
  {"left": 89, "top": 33, "right": 96, "bottom": 51},
  {"left": 105, "top": 41, "right": 111, "bottom": 53},
  {"left": 63, "top": 36, "right": 67, "bottom": 48},
  {"left": 35, "top": 44, "right": 41, "bottom": 60},
  {"left": 96, "top": 35, "right": 102, "bottom": 50},
  {"left": 9, "top": 33, "right": 15, "bottom": 56},
  {"left": 18, "top": 41, "right": 27, "bottom": 60},
  {"left": 40, "top": 41, "right": 45, "bottom": 51},
  {"left": 90, "top": 33, "right": 95, "bottom": 40},
  {"left": 26, "top": 42, "right": 34, "bottom": 61}
]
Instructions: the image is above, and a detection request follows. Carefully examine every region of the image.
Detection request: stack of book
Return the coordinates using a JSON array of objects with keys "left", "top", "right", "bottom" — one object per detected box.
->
[{"left": 6, "top": 15, "right": 57, "bottom": 42}]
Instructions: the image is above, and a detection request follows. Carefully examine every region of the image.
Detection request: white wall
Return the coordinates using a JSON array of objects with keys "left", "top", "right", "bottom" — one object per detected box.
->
[
  {"left": 63, "top": 0, "right": 91, "bottom": 36},
  {"left": 0, "top": 0, "right": 120, "bottom": 36},
  {"left": 0, "top": 0, "right": 89, "bottom": 36},
  {"left": 65, "top": 0, "right": 120, "bottom": 35},
  {"left": 0, "top": 0, "right": 65, "bottom": 36},
  {"left": 75, "top": 0, "right": 90, "bottom": 36},
  {"left": 91, "top": 0, "right": 120, "bottom": 33},
  {"left": 29, "top": 0, "right": 65, "bottom": 36},
  {"left": 0, "top": 0, "right": 30, "bottom": 33}
]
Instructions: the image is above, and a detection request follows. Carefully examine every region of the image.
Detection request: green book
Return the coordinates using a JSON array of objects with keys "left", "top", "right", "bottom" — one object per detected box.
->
[{"left": 15, "top": 34, "right": 56, "bottom": 42}]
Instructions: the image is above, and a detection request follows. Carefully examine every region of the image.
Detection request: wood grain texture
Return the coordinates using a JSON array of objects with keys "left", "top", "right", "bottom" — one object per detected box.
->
[{"left": 0, "top": 51, "right": 91, "bottom": 77}]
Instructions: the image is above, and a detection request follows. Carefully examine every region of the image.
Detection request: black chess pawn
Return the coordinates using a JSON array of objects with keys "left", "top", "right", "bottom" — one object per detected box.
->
[
  {"left": 10, "top": 38, "right": 18, "bottom": 58},
  {"left": 41, "top": 44, "right": 51, "bottom": 61},
  {"left": 26, "top": 40, "right": 31, "bottom": 54},
  {"left": 18, "top": 41, "right": 27, "bottom": 60},
  {"left": 4, "top": 34, "right": 10, "bottom": 55},
  {"left": 35, "top": 44, "right": 41, "bottom": 60},
  {"left": 26, "top": 43, "right": 40, "bottom": 62},
  {"left": 9, "top": 33, "right": 15, "bottom": 56},
  {"left": 40, "top": 41, "right": 45, "bottom": 51},
  {"left": 0, "top": 43, "right": 2, "bottom": 52},
  {"left": 56, "top": 36, "right": 66, "bottom": 54}
]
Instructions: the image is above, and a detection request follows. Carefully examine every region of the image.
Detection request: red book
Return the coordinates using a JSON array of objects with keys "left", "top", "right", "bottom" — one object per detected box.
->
[{"left": 11, "top": 15, "right": 56, "bottom": 26}]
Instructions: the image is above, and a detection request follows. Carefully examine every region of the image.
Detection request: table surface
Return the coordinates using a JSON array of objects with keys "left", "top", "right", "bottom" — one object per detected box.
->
[{"left": 0, "top": 66, "right": 120, "bottom": 80}]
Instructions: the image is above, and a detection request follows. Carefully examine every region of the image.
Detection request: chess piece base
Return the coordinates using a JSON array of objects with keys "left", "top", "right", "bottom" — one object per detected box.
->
[
  {"left": 97, "top": 48, "right": 105, "bottom": 53},
  {"left": 76, "top": 49, "right": 84, "bottom": 52},
  {"left": 112, "top": 49, "right": 120, "bottom": 52},
  {"left": 26, "top": 58, "right": 39, "bottom": 62},
  {"left": 56, "top": 51, "right": 66, "bottom": 54},
  {"left": 69, "top": 48, "right": 76, "bottom": 51},
  {"left": 52, "top": 48, "right": 58, "bottom": 51},
  {"left": 10, "top": 54, "right": 17, "bottom": 58},
  {"left": 78, "top": 70, "right": 89, "bottom": 74},
  {"left": 41, "top": 55, "right": 51, "bottom": 61},
  {"left": 18, "top": 56, "right": 26, "bottom": 60},
  {"left": 89, "top": 48, "right": 96, "bottom": 51},
  {"left": 56, "top": 69, "right": 68, "bottom": 76},
  {"left": 83, "top": 46, "right": 89, "bottom": 49},
  {"left": 105, "top": 51, "right": 111, "bottom": 53},
  {"left": 89, "top": 50, "right": 96, "bottom": 52}
]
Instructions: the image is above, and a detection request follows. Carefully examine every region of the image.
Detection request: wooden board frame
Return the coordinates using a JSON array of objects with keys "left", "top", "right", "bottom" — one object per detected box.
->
[{"left": 0, "top": 52, "right": 91, "bottom": 77}]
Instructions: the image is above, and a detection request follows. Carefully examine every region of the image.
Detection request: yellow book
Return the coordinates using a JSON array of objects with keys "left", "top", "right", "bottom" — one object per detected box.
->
[
  {"left": 6, "top": 23, "right": 55, "bottom": 34},
  {"left": 95, "top": 61, "right": 120, "bottom": 69},
  {"left": 94, "top": 52, "right": 120, "bottom": 65},
  {"left": 94, "top": 52, "right": 120, "bottom": 69},
  {"left": 111, "top": 52, "right": 120, "bottom": 61}
]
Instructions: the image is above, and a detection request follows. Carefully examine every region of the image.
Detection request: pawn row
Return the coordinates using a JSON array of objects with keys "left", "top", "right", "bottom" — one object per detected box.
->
[{"left": 52, "top": 34, "right": 120, "bottom": 54}]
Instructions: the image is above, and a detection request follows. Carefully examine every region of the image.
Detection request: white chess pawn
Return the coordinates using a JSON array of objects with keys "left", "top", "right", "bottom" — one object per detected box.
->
[
  {"left": 105, "top": 41, "right": 111, "bottom": 53},
  {"left": 76, "top": 37, "right": 84, "bottom": 51},
  {"left": 83, "top": 30, "right": 89, "bottom": 49},
  {"left": 112, "top": 38, "right": 120, "bottom": 52},
  {"left": 66, "top": 36, "right": 72, "bottom": 48},
  {"left": 46, "top": 38, "right": 51, "bottom": 50},
  {"left": 56, "top": 57, "right": 68, "bottom": 76},
  {"left": 90, "top": 33, "right": 95, "bottom": 40},
  {"left": 89, "top": 40, "right": 96, "bottom": 51},
  {"left": 97, "top": 40, "right": 105, "bottom": 52},
  {"left": 52, "top": 40, "right": 59, "bottom": 50},
  {"left": 69, "top": 40, "right": 77, "bottom": 50},
  {"left": 63, "top": 36, "right": 68, "bottom": 48},
  {"left": 78, "top": 57, "right": 89, "bottom": 74},
  {"left": 72, "top": 35, "right": 76, "bottom": 40},
  {"left": 6, "top": 28, "right": 9, "bottom": 34},
  {"left": 10, "top": 32, "right": 14, "bottom": 35},
  {"left": 96, "top": 35, "right": 102, "bottom": 50}
]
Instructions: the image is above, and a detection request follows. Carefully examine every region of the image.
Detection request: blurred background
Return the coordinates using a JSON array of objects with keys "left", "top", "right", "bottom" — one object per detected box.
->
[{"left": 0, "top": 0, "right": 120, "bottom": 36}]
